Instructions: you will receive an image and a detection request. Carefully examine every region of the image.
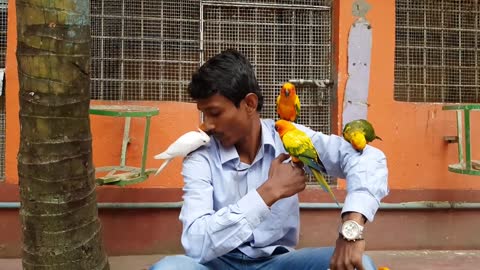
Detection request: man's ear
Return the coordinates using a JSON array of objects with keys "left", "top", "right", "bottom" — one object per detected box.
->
[{"left": 244, "top": 93, "right": 258, "bottom": 113}]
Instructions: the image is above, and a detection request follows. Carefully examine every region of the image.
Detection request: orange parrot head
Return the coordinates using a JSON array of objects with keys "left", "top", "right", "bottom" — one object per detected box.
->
[
  {"left": 281, "top": 82, "right": 296, "bottom": 98},
  {"left": 274, "top": 119, "right": 296, "bottom": 138}
]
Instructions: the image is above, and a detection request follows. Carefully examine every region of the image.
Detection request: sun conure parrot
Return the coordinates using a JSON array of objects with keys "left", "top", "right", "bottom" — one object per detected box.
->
[
  {"left": 342, "top": 119, "right": 382, "bottom": 152},
  {"left": 275, "top": 119, "right": 339, "bottom": 206},
  {"left": 153, "top": 125, "right": 210, "bottom": 176},
  {"left": 276, "top": 82, "right": 301, "bottom": 122}
]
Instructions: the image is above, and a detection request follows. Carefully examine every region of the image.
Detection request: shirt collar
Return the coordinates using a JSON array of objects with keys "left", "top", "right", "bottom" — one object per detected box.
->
[{"left": 218, "top": 119, "right": 276, "bottom": 165}]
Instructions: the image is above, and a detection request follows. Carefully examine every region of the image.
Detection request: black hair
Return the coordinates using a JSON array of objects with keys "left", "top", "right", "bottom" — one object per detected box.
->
[{"left": 188, "top": 49, "right": 264, "bottom": 111}]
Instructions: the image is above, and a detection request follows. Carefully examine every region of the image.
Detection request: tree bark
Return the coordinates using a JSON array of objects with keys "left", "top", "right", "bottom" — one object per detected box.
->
[{"left": 16, "top": 0, "right": 110, "bottom": 269}]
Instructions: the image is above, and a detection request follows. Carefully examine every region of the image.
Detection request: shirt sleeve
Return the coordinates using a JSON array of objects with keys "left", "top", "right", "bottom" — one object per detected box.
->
[
  {"left": 296, "top": 124, "right": 389, "bottom": 222},
  {"left": 179, "top": 150, "right": 271, "bottom": 263}
]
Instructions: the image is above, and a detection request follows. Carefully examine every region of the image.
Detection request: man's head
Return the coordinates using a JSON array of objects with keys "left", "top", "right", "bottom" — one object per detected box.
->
[
  {"left": 188, "top": 49, "right": 264, "bottom": 147},
  {"left": 188, "top": 49, "right": 264, "bottom": 111}
]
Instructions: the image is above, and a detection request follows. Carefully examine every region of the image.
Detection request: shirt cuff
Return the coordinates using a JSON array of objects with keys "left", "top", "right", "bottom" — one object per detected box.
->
[
  {"left": 236, "top": 190, "right": 271, "bottom": 228},
  {"left": 341, "top": 191, "right": 380, "bottom": 222}
]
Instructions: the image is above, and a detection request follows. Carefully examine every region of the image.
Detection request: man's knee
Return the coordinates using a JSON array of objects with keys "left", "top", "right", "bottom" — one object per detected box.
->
[{"left": 150, "top": 255, "right": 205, "bottom": 270}]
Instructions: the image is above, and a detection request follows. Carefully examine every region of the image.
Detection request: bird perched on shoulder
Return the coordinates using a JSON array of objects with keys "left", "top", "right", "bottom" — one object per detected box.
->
[
  {"left": 342, "top": 119, "right": 382, "bottom": 152},
  {"left": 275, "top": 119, "right": 339, "bottom": 206},
  {"left": 153, "top": 126, "right": 210, "bottom": 176},
  {"left": 276, "top": 82, "right": 301, "bottom": 122}
]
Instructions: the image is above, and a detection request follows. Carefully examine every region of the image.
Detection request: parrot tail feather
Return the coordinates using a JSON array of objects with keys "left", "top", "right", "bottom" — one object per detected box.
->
[
  {"left": 311, "top": 168, "right": 339, "bottom": 206},
  {"left": 154, "top": 159, "right": 172, "bottom": 176}
]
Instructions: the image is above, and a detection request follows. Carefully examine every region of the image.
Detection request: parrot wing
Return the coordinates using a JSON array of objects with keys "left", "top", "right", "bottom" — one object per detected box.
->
[
  {"left": 298, "top": 156, "right": 339, "bottom": 206},
  {"left": 154, "top": 131, "right": 209, "bottom": 160},
  {"left": 153, "top": 130, "right": 210, "bottom": 176},
  {"left": 294, "top": 95, "right": 301, "bottom": 121},
  {"left": 281, "top": 129, "right": 337, "bottom": 205}
]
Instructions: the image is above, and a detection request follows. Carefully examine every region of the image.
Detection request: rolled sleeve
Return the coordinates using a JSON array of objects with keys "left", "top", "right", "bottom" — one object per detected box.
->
[
  {"left": 341, "top": 146, "right": 389, "bottom": 222},
  {"left": 342, "top": 192, "right": 380, "bottom": 222},
  {"left": 236, "top": 190, "right": 271, "bottom": 228},
  {"left": 294, "top": 123, "right": 389, "bottom": 222}
]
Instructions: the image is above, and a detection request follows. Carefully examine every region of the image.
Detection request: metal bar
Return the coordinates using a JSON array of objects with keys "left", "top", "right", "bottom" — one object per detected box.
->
[
  {"left": 91, "top": 58, "right": 198, "bottom": 65},
  {"left": 395, "top": 82, "right": 480, "bottom": 88},
  {"left": 100, "top": 0, "right": 105, "bottom": 99},
  {"left": 458, "top": 3, "right": 462, "bottom": 101},
  {"left": 91, "top": 78, "right": 192, "bottom": 84},
  {"left": 396, "top": 25, "right": 480, "bottom": 32},
  {"left": 91, "top": 14, "right": 200, "bottom": 23},
  {"left": 140, "top": 116, "right": 152, "bottom": 173},
  {"left": 464, "top": 108, "right": 471, "bottom": 170},
  {"left": 120, "top": 0, "right": 125, "bottom": 100},
  {"left": 140, "top": 0, "right": 145, "bottom": 99},
  {"left": 120, "top": 117, "right": 131, "bottom": 167},
  {"left": 200, "top": 1, "right": 330, "bottom": 10},
  {"left": 457, "top": 110, "right": 464, "bottom": 166},
  {"left": 199, "top": 2, "right": 205, "bottom": 65},
  {"left": 3, "top": 201, "right": 480, "bottom": 210},
  {"left": 441, "top": 0, "right": 445, "bottom": 102},
  {"left": 406, "top": 1, "right": 411, "bottom": 101},
  {"left": 160, "top": 0, "right": 164, "bottom": 100},
  {"left": 476, "top": 3, "right": 479, "bottom": 102},
  {"left": 422, "top": 7, "right": 427, "bottom": 101}
]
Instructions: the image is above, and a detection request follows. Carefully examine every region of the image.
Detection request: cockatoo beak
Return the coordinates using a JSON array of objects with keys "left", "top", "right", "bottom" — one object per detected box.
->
[{"left": 198, "top": 122, "right": 212, "bottom": 136}]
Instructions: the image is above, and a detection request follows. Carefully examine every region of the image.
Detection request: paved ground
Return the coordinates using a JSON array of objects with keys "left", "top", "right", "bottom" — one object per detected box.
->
[{"left": 1, "top": 250, "right": 479, "bottom": 269}]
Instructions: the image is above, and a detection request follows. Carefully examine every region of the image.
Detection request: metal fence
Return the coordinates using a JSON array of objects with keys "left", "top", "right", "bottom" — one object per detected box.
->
[
  {"left": 395, "top": 0, "right": 480, "bottom": 103},
  {"left": 91, "top": 0, "right": 334, "bottom": 184}
]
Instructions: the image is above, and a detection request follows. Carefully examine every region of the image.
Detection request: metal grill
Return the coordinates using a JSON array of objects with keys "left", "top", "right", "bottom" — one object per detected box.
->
[
  {"left": 0, "top": 0, "right": 7, "bottom": 180},
  {"left": 91, "top": 0, "right": 334, "bottom": 184},
  {"left": 91, "top": 0, "right": 200, "bottom": 101},
  {"left": 201, "top": 1, "right": 333, "bottom": 184},
  {"left": 201, "top": 1, "right": 332, "bottom": 132},
  {"left": 395, "top": 0, "right": 480, "bottom": 103}
]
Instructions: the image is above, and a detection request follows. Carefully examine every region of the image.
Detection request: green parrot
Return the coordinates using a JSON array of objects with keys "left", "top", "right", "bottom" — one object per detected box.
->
[
  {"left": 342, "top": 119, "right": 382, "bottom": 152},
  {"left": 275, "top": 119, "right": 339, "bottom": 206}
]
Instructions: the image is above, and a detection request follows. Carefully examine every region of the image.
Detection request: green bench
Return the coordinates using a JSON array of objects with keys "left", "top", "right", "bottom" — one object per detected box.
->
[
  {"left": 90, "top": 105, "right": 159, "bottom": 186},
  {"left": 443, "top": 104, "right": 480, "bottom": 176}
]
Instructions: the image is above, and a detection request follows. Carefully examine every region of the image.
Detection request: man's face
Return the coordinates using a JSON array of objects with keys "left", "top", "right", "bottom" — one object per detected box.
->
[{"left": 197, "top": 94, "right": 250, "bottom": 148}]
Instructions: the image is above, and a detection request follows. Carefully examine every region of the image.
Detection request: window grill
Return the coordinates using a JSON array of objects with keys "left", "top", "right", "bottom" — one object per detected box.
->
[
  {"left": 395, "top": 0, "right": 480, "bottom": 103},
  {"left": 91, "top": 0, "right": 334, "bottom": 184},
  {"left": 91, "top": 0, "right": 201, "bottom": 101}
]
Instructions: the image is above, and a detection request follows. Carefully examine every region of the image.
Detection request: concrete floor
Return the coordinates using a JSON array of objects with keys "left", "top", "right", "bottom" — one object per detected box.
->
[{"left": 1, "top": 250, "right": 479, "bottom": 269}]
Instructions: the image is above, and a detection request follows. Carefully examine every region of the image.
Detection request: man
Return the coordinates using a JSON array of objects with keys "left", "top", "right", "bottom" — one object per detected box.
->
[{"left": 150, "top": 49, "right": 388, "bottom": 270}]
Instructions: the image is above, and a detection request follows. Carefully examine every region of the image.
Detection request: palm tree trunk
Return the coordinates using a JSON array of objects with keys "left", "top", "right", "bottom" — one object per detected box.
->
[{"left": 16, "top": 0, "right": 109, "bottom": 269}]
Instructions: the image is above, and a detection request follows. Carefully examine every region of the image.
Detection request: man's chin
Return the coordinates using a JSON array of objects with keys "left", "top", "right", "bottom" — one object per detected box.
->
[{"left": 216, "top": 137, "right": 234, "bottom": 148}]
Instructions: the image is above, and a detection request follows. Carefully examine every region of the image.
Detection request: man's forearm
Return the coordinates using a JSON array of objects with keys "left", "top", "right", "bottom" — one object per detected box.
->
[{"left": 342, "top": 211, "right": 367, "bottom": 225}]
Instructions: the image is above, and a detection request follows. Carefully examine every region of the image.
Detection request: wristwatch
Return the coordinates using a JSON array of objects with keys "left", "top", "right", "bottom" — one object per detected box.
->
[{"left": 339, "top": 220, "right": 364, "bottom": 241}]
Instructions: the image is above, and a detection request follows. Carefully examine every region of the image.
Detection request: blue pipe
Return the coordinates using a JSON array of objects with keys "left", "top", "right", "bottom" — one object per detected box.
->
[{"left": 0, "top": 201, "right": 479, "bottom": 209}]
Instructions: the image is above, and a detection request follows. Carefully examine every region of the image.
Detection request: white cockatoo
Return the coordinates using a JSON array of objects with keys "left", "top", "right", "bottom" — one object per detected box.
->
[{"left": 153, "top": 128, "right": 210, "bottom": 176}]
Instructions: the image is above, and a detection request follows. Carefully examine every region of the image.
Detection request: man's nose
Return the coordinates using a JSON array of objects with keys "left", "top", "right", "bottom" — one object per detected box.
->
[{"left": 201, "top": 116, "right": 215, "bottom": 133}]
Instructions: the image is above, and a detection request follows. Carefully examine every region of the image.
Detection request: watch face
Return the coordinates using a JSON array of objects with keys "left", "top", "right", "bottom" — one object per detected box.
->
[{"left": 342, "top": 221, "right": 360, "bottom": 239}]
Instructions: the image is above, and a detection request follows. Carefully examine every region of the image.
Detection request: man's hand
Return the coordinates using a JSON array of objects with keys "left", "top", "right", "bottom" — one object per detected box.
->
[
  {"left": 257, "top": 153, "right": 306, "bottom": 206},
  {"left": 330, "top": 236, "right": 366, "bottom": 270},
  {"left": 330, "top": 212, "right": 367, "bottom": 270}
]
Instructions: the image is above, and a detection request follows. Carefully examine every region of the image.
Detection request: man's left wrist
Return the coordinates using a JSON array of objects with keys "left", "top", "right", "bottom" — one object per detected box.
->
[
  {"left": 341, "top": 211, "right": 367, "bottom": 225},
  {"left": 339, "top": 219, "right": 364, "bottom": 241}
]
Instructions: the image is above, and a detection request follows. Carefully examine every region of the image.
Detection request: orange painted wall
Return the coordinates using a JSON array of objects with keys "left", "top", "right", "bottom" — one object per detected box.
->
[
  {"left": 5, "top": 0, "right": 480, "bottom": 192},
  {"left": 335, "top": 0, "right": 480, "bottom": 190}
]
